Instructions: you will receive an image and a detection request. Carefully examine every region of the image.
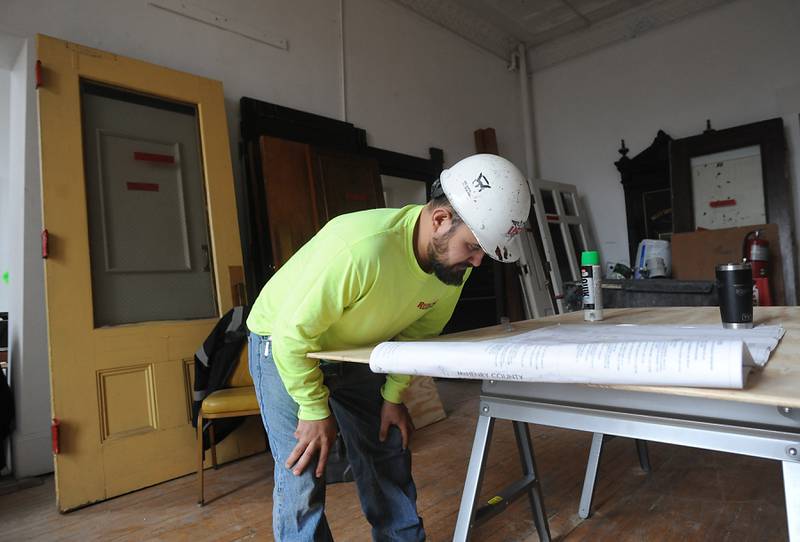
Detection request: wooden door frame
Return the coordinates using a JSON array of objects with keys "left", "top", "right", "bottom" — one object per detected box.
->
[{"left": 37, "top": 34, "right": 243, "bottom": 510}]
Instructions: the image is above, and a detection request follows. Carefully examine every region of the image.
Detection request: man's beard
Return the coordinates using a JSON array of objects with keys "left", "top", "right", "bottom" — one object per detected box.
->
[{"left": 428, "top": 235, "right": 469, "bottom": 286}]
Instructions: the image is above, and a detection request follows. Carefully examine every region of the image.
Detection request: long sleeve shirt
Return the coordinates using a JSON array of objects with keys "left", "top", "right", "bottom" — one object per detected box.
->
[{"left": 246, "top": 205, "right": 468, "bottom": 420}]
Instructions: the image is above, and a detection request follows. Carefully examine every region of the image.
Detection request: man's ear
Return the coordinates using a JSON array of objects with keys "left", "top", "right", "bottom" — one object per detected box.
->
[{"left": 430, "top": 207, "right": 453, "bottom": 234}]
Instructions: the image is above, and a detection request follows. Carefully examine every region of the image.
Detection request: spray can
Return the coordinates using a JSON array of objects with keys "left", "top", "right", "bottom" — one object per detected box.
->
[{"left": 581, "top": 251, "right": 604, "bottom": 321}]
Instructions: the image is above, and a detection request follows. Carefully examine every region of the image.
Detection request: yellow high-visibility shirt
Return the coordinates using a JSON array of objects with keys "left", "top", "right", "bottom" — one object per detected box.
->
[{"left": 246, "top": 205, "right": 469, "bottom": 420}]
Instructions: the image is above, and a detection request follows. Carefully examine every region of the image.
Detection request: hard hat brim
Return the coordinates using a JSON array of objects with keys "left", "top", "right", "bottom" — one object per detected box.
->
[{"left": 471, "top": 226, "right": 523, "bottom": 263}]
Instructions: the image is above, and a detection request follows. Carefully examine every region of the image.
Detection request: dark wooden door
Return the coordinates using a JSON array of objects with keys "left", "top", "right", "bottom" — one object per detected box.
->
[
  {"left": 259, "top": 137, "right": 384, "bottom": 271},
  {"left": 312, "top": 148, "right": 385, "bottom": 220},
  {"left": 259, "top": 135, "right": 323, "bottom": 269}
]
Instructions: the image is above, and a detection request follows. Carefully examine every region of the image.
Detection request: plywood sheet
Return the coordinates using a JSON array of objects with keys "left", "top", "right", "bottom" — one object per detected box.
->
[
  {"left": 404, "top": 376, "right": 446, "bottom": 429},
  {"left": 311, "top": 307, "right": 800, "bottom": 409}
]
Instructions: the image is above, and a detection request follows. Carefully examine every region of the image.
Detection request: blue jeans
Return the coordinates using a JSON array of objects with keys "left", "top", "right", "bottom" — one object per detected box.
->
[{"left": 249, "top": 332, "right": 426, "bottom": 541}]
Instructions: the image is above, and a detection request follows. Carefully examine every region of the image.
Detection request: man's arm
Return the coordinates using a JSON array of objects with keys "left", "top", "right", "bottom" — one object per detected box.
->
[
  {"left": 270, "top": 243, "right": 362, "bottom": 420},
  {"left": 269, "top": 243, "right": 363, "bottom": 477}
]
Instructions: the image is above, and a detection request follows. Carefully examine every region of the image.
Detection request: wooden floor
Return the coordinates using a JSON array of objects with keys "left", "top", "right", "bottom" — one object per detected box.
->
[{"left": 0, "top": 381, "right": 789, "bottom": 541}]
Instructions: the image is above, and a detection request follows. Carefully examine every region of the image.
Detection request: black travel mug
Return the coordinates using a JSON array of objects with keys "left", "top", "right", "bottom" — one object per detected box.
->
[{"left": 715, "top": 263, "right": 754, "bottom": 329}]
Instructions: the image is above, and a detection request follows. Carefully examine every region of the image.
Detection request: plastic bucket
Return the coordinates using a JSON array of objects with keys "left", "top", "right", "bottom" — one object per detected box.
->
[{"left": 634, "top": 239, "right": 671, "bottom": 279}]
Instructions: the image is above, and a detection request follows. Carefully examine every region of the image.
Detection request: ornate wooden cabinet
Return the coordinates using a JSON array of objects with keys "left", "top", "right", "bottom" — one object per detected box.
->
[{"left": 615, "top": 130, "right": 674, "bottom": 266}]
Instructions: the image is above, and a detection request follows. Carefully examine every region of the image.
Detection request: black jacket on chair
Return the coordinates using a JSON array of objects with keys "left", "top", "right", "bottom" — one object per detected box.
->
[{"left": 191, "top": 305, "right": 251, "bottom": 450}]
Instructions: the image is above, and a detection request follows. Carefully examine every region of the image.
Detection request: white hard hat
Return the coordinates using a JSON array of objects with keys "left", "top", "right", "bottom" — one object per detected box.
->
[{"left": 435, "top": 154, "right": 531, "bottom": 262}]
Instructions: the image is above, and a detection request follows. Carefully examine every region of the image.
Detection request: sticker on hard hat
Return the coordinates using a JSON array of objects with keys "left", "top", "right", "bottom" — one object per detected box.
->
[
  {"left": 461, "top": 179, "right": 474, "bottom": 200},
  {"left": 506, "top": 220, "right": 525, "bottom": 239},
  {"left": 472, "top": 173, "right": 491, "bottom": 192},
  {"left": 495, "top": 246, "right": 510, "bottom": 261}
]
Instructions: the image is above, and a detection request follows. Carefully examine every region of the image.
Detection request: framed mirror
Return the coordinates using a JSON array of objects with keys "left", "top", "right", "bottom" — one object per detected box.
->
[{"left": 381, "top": 175, "right": 428, "bottom": 207}]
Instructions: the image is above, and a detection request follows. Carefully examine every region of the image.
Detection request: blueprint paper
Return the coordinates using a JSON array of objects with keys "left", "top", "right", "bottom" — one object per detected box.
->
[{"left": 369, "top": 324, "right": 785, "bottom": 389}]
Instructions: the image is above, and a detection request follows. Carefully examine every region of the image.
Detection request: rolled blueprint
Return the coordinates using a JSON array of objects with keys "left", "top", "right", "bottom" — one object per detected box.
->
[{"left": 370, "top": 339, "right": 754, "bottom": 389}]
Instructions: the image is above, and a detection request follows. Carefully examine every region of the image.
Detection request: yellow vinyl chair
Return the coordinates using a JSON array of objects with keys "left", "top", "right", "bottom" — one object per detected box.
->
[{"left": 196, "top": 345, "right": 261, "bottom": 505}]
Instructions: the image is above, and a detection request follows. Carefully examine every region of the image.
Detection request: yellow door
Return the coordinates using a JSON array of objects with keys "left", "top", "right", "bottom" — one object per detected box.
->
[{"left": 37, "top": 34, "right": 262, "bottom": 511}]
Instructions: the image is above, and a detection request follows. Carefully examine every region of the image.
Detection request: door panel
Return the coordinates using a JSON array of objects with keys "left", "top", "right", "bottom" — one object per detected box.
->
[
  {"left": 96, "top": 135, "right": 191, "bottom": 273},
  {"left": 37, "top": 35, "right": 261, "bottom": 511},
  {"left": 259, "top": 136, "right": 321, "bottom": 269},
  {"left": 82, "top": 83, "right": 217, "bottom": 326},
  {"left": 312, "top": 148, "right": 384, "bottom": 218},
  {"left": 258, "top": 138, "right": 385, "bottom": 271}
]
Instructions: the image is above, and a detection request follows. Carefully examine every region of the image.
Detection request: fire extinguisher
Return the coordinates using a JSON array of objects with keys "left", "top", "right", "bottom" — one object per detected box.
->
[
  {"left": 743, "top": 229, "right": 771, "bottom": 305},
  {"left": 743, "top": 230, "right": 768, "bottom": 277}
]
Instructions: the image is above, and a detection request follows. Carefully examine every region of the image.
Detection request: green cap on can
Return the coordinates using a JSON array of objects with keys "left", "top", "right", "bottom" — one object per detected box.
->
[{"left": 581, "top": 251, "right": 600, "bottom": 265}]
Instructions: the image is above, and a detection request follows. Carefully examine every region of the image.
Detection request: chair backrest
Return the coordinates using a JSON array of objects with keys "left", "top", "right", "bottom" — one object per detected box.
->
[{"left": 228, "top": 345, "right": 253, "bottom": 387}]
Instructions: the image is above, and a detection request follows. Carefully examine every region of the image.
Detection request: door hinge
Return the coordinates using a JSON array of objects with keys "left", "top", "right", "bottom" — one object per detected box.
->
[
  {"left": 35, "top": 60, "right": 43, "bottom": 89},
  {"left": 51, "top": 418, "right": 61, "bottom": 455},
  {"left": 41, "top": 229, "right": 49, "bottom": 259}
]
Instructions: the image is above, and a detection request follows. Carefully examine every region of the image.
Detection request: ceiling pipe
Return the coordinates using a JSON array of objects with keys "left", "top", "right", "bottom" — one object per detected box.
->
[{"left": 516, "top": 43, "right": 539, "bottom": 182}]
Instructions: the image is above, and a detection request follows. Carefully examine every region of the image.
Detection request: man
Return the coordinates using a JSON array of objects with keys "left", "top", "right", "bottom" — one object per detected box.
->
[{"left": 247, "top": 153, "right": 531, "bottom": 540}]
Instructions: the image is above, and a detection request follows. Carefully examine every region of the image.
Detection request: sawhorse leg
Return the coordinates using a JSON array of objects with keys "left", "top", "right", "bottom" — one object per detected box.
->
[
  {"left": 636, "top": 439, "right": 652, "bottom": 472},
  {"left": 579, "top": 434, "right": 651, "bottom": 519},
  {"left": 578, "top": 432, "right": 604, "bottom": 519},
  {"left": 785, "top": 460, "right": 799, "bottom": 541},
  {"left": 454, "top": 413, "right": 551, "bottom": 541},
  {"left": 513, "top": 420, "right": 551, "bottom": 540},
  {"left": 454, "top": 414, "right": 494, "bottom": 541}
]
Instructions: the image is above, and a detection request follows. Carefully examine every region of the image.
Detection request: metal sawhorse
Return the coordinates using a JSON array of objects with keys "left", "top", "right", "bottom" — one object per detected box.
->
[
  {"left": 452, "top": 393, "right": 650, "bottom": 540},
  {"left": 454, "top": 414, "right": 551, "bottom": 541},
  {"left": 453, "top": 380, "right": 800, "bottom": 541}
]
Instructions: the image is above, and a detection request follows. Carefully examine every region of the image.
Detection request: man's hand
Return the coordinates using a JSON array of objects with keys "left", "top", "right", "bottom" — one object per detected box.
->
[
  {"left": 285, "top": 417, "right": 338, "bottom": 478},
  {"left": 379, "top": 401, "right": 415, "bottom": 450}
]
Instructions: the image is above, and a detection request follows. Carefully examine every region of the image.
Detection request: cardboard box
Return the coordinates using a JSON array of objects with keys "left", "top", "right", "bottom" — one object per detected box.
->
[{"left": 671, "top": 224, "right": 785, "bottom": 304}]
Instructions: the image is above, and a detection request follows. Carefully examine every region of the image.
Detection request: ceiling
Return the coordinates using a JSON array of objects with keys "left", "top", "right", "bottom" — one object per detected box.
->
[{"left": 390, "top": 0, "right": 734, "bottom": 70}]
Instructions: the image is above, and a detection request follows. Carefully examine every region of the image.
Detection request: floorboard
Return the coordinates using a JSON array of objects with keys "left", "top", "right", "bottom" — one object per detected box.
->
[{"left": 0, "top": 380, "right": 788, "bottom": 541}]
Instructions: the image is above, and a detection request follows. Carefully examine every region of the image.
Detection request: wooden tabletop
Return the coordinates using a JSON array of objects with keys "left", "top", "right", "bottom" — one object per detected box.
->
[{"left": 309, "top": 306, "right": 800, "bottom": 409}]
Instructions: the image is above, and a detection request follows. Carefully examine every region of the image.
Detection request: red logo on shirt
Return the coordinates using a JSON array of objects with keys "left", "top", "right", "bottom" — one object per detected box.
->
[{"left": 417, "top": 300, "right": 438, "bottom": 310}]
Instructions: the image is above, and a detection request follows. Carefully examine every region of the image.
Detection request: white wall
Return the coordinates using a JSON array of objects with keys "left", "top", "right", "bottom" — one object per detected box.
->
[
  {"left": 381, "top": 175, "right": 428, "bottom": 208},
  {"left": 531, "top": 0, "right": 800, "bottom": 272},
  {"left": 0, "top": 68, "right": 10, "bottom": 312},
  {"left": 0, "top": 65, "right": 10, "bottom": 477},
  {"left": 6, "top": 37, "right": 52, "bottom": 478},
  {"left": 0, "top": 0, "right": 524, "bottom": 172},
  {"left": 0, "top": 0, "right": 523, "bottom": 476},
  {"left": 345, "top": 0, "right": 525, "bottom": 165}
]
